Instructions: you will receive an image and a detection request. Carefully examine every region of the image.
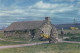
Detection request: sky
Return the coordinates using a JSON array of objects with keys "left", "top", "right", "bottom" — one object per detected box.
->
[{"left": 0, "top": 0, "right": 80, "bottom": 28}]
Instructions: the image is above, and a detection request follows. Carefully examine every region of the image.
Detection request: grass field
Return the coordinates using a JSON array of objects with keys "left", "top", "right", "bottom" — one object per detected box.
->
[
  {"left": 0, "top": 40, "right": 28, "bottom": 46},
  {"left": 0, "top": 33, "right": 4, "bottom": 38},
  {"left": 0, "top": 38, "right": 45, "bottom": 46},
  {"left": 0, "top": 30, "right": 80, "bottom": 46},
  {"left": 58, "top": 30, "right": 80, "bottom": 42},
  {"left": 65, "top": 36, "right": 80, "bottom": 42},
  {"left": 58, "top": 30, "right": 80, "bottom": 34},
  {"left": 0, "top": 43, "right": 80, "bottom": 53},
  {"left": 62, "top": 33, "right": 80, "bottom": 42},
  {"left": 0, "top": 39, "right": 47, "bottom": 46},
  {"left": 0, "top": 30, "right": 80, "bottom": 53}
]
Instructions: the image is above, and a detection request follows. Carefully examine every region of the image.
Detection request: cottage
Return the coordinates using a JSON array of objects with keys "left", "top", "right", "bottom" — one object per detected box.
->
[{"left": 4, "top": 17, "right": 58, "bottom": 43}]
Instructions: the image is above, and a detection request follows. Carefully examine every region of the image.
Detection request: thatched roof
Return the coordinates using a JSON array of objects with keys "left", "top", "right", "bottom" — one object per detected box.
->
[{"left": 5, "top": 21, "right": 45, "bottom": 31}]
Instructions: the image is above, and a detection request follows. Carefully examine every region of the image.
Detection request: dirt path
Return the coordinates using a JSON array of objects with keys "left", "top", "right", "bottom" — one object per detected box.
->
[
  {"left": 60, "top": 41, "right": 80, "bottom": 43},
  {"left": 0, "top": 41, "right": 80, "bottom": 49},
  {"left": 0, "top": 37, "right": 80, "bottom": 49},
  {"left": 58, "top": 37, "right": 80, "bottom": 43},
  {"left": 0, "top": 41, "right": 49, "bottom": 49}
]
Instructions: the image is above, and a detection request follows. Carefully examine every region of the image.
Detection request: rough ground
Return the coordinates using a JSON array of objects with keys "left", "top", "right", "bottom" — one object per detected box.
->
[
  {"left": 0, "top": 39, "right": 80, "bottom": 49},
  {"left": 0, "top": 36, "right": 80, "bottom": 49},
  {"left": 0, "top": 41, "right": 49, "bottom": 49}
]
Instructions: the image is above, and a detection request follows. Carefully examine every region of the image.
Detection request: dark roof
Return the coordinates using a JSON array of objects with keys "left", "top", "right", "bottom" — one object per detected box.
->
[{"left": 5, "top": 21, "right": 45, "bottom": 31}]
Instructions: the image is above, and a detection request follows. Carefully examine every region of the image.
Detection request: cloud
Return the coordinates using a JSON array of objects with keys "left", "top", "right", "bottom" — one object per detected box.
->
[
  {"left": 0, "top": 23, "right": 10, "bottom": 24},
  {"left": 29, "top": 0, "right": 74, "bottom": 13},
  {"left": 0, "top": 9, "right": 25, "bottom": 16},
  {"left": 0, "top": 0, "right": 77, "bottom": 18},
  {"left": 50, "top": 0, "right": 75, "bottom": 2},
  {"left": 29, "top": 1, "right": 67, "bottom": 9},
  {"left": 0, "top": 0, "right": 80, "bottom": 28},
  {"left": 3, "top": 9, "right": 24, "bottom": 14},
  {"left": 0, "top": 0, "right": 76, "bottom": 17}
]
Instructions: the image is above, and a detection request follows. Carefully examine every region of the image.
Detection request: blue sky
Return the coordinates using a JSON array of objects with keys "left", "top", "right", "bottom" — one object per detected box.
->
[{"left": 0, "top": 0, "right": 80, "bottom": 28}]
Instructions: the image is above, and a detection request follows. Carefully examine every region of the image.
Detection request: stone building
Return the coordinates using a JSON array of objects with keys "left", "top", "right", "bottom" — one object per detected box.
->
[{"left": 4, "top": 17, "right": 58, "bottom": 43}]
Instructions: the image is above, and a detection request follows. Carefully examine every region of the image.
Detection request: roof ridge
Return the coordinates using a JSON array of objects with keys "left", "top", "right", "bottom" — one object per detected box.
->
[{"left": 13, "top": 20, "right": 43, "bottom": 23}]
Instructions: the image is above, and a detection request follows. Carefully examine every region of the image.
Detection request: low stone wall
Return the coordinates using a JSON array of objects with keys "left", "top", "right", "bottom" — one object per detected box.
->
[
  {"left": 4, "top": 31, "right": 31, "bottom": 39},
  {"left": 4, "top": 29, "right": 42, "bottom": 40}
]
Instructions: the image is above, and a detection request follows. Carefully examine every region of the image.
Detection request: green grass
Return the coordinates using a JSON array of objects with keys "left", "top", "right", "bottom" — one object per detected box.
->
[
  {"left": 65, "top": 36, "right": 80, "bottom": 42},
  {"left": 0, "top": 31, "right": 80, "bottom": 53},
  {"left": 63, "top": 33, "right": 80, "bottom": 42},
  {"left": 59, "top": 33, "right": 80, "bottom": 37},
  {"left": 0, "top": 40, "right": 28, "bottom": 46},
  {"left": 0, "top": 43, "right": 80, "bottom": 53},
  {"left": 4, "top": 37, "right": 32, "bottom": 41},
  {"left": 59, "top": 33, "right": 80, "bottom": 42},
  {"left": 0, "top": 33, "right": 45, "bottom": 46},
  {"left": 65, "top": 33, "right": 80, "bottom": 37},
  {"left": 0, "top": 39, "right": 45, "bottom": 46},
  {"left": 0, "top": 32, "right": 80, "bottom": 46},
  {"left": 0, "top": 33, "right": 4, "bottom": 38}
]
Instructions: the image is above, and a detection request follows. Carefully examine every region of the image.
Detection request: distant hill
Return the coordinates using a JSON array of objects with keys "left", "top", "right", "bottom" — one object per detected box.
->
[
  {"left": 0, "top": 29, "right": 2, "bottom": 31},
  {"left": 55, "top": 23, "right": 80, "bottom": 30}
]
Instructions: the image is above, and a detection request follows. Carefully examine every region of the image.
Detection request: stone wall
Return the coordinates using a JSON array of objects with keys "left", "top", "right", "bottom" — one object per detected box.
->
[
  {"left": 4, "top": 29, "right": 42, "bottom": 40},
  {"left": 49, "top": 27, "right": 58, "bottom": 43},
  {"left": 34, "top": 29, "right": 42, "bottom": 39},
  {"left": 4, "top": 30, "right": 31, "bottom": 39},
  {"left": 40, "top": 23, "right": 52, "bottom": 36}
]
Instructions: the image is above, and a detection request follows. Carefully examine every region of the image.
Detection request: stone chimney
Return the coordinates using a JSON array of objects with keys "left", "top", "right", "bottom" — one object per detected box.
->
[{"left": 45, "top": 17, "right": 50, "bottom": 24}]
